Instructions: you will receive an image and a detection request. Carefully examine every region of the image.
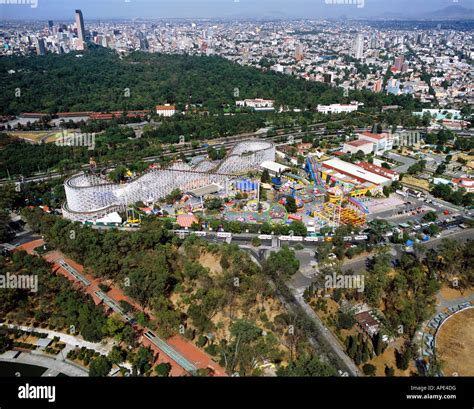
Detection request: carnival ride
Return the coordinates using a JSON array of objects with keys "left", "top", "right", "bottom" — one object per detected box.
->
[
  {"left": 63, "top": 140, "right": 275, "bottom": 221},
  {"left": 305, "top": 157, "right": 370, "bottom": 227}
]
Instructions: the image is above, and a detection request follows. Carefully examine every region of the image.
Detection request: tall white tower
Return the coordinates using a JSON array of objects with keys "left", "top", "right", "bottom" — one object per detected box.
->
[{"left": 353, "top": 34, "right": 364, "bottom": 60}]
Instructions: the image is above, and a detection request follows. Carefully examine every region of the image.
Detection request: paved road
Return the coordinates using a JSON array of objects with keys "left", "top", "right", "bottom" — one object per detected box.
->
[
  {"left": 341, "top": 228, "right": 472, "bottom": 273},
  {"left": 0, "top": 126, "right": 344, "bottom": 186},
  {"left": 292, "top": 291, "right": 361, "bottom": 377},
  {"left": 386, "top": 152, "right": 417, "bottom": 173},
  {"left": 241, "top": 247, "right": 360, "bottom": 377}
]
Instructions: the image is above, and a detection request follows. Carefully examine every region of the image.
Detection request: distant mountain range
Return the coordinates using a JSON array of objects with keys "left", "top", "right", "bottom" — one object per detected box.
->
[
  {"left": 374, "top": 5, "right": 474, "bottom": 21},
  {"left": 424, "top": 5, "right": 474, "bottom": 20},
  {"left": 231, "top": 4, "right": 474, "bottom": 21}
]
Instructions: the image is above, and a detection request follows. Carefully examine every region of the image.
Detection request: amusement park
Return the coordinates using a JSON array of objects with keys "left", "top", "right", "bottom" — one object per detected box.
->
[{"left": 61, "top": 138, "right": 404, "bottom": 233}]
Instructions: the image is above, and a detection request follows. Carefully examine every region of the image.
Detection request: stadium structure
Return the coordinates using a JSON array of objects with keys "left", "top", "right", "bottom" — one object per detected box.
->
[{"left": 62, "top": 140, "right": 275, "bottom": 221}]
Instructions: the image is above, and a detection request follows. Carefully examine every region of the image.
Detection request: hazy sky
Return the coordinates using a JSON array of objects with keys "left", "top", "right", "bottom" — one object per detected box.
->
[{"left": 1, "top": 0, "right": 473, "bottom": 20}]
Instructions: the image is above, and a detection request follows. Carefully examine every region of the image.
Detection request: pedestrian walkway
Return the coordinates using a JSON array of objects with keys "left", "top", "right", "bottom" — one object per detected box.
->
[
  {"left": 16, "top": 239, "right": 228, "bottom": 377},
  {"left": 2, "top": 324, "right": 113, "bottom": 356},
  {"left": 0, "top": 351, "right": 88, "bottom": 377}
]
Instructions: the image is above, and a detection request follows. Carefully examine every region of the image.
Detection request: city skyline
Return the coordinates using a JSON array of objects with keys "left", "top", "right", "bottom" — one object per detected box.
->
[{"left": 1, "top": 0, "right": 473, "bottom": 20}]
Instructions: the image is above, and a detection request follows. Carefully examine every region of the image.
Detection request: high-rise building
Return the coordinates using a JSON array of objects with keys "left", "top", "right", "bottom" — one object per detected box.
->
[
  {"left": 323, "top": 73, "right": 333, "bottom": 84},
  {"left": 295, "top": 43, "right": 304, "bottom": 61},
  {"left": 75, "top": 9, "right": 86, "bottom": 50},
  {"left": 48, "top": 20, "right": 54, "bottom": 30},
  {"left": 138, "top": 31, "right": 149, "bottom": 51},
  {"left": 36, "top": 38, "right": 46, "bottom": 55},
  {"left": 373, "top": 79, "right": 382, "bottom": 93},
  {"left": 393, "top": 56, "right": 405, "bottom": 71},
  {"left": 353, "top": 34, "right": 364, "bottom": 60},
  {"left": 370, "top": 33, "right": 378, "bottom": 49}
]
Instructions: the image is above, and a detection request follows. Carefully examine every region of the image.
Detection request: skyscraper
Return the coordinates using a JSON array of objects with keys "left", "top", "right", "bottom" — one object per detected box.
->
[
  {"left": 36, "top": 38, "right": 46, "bottom": 56},
  {"left": 394, "top": 56, "right": 405, "bottom": 71},
  {"left": 353, "top": 35, "right": 364, "bottom": 60},
  {"left": 370, "top": 33, "right": 378, "bottom": 49},
  {"left": 295, "top": 43, "right": 304, "bottom": 61},
  {"left": 75, "top": 9, "right": 86, "bottom": 50},
  {"left": 138, "top": 31, "right": 149, "bottom": 51},
  {"left": 373, "top": 79, "right": 382, "bottom": 93},
  {"left": 48, "top": 20, "right": 54, "bottom": 30}
]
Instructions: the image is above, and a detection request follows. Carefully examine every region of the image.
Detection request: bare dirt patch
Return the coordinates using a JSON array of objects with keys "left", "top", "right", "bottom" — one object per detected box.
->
[
  {"left": 438, "top": 285, "right": 474, "bottom": 302},
  {"left": 436, "top": 308, "right": 474, "bottom": 376},
  {"left": 198, "top": 252, "right": 223, "bottom": 276}
]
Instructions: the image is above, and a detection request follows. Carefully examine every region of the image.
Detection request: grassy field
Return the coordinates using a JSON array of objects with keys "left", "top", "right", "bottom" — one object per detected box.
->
[
  {"left": 401, "top": 175, "right": 431, "bottom": 191},
  {"left": 436, "top": 307, "right": 474, "bottom": 376},
  {"left": 7, "top": 130, "right": 76, "bottom": 144},
  {"left": 7, "top": 131, "right": 51, "bottom": 143}
]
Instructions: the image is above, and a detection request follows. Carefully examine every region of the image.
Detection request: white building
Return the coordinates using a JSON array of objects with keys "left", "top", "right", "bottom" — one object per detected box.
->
[
  {"left": 260, "top": 160, "right": 290, "bottom": 176},
  {"left": 357, "top": 132, "right": 394, "bottom": 153},
  {"left": 317, "top": 103, "right": 359, "bottom": 115},
  {"left": 236, "top": 99, "right": 275, "bottom": 111},
  {"left": 321, "top": 158, "right": 391, "bottom": 186},
  {"left": 452, "top": 178, "right": 474, "bottom": 193},
  {"left": 156, "top": 104, "right": 177, "bottom": 117},
  {"left": 353, "top": 34, "right": 364, "bottom": 60}
]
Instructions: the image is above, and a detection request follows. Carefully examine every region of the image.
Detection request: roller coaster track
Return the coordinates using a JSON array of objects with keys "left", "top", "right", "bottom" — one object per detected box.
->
[{"left": 63, "top": 140, "right": 275, "bottom": 221}]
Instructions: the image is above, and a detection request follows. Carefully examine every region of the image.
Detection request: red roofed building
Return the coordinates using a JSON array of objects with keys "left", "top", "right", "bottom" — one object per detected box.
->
[
  {"left": 342, "top": 139, "right": 374, "bottom": 155},
  {"left": 176, "top": 214, "right": 198, "bottom": 229},
  {"left": 156, "top": 104, "right": 177, "bottom": 117},
  {"left": 452, "top": 177, "right": 474, "bottom": 193},
  {"left": 89, "top": 110, "right": 149, "bottom": 120},
  {"left": 358, "top": 162, "right": 399, "bottom": 181},
  {"left": 357, "top": 131, "right": 394, "bottom": 153},
  {"left": 354, "top": 311, "right": 380, "bottom": 337}
]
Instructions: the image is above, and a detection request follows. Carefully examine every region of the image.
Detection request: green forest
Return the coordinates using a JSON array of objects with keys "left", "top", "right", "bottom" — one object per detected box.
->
[
  {"left": 19, "top": 209, "right": 336, "bottom": 376},
  {"left": 0, "top": 250, "right": 108, "bottom": 343},
  {"left": 1, "top": 48, "right": 418, "bottom": 115}
]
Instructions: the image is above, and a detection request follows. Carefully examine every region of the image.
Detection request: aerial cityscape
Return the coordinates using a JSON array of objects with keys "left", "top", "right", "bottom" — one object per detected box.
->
[{"left": 0, "top": 0, "right": 473, "bottom": 408}]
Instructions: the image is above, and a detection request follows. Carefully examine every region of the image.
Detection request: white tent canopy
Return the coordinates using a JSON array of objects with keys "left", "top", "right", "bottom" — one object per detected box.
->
[{"left": 96, "top": 212, "right": 122, "bottom": 224}]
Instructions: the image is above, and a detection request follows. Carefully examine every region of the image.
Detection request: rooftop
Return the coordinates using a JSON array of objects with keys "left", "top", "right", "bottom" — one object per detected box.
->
[
  {"left": 260, "top": 160, "right": 290, "bottom": 174},
  {"left": 322, "top": 158, "right": 390, "bottom": 185},
  {"left": 188, "top": 183, "right": 221, "bottom": 197},
  {"left": 346, "top": 139, "right": 373, "bottom": 147},
  {"left": 358, "top": 132, "right": 390, "bottom": 141},
  {"left": 156, "top": 105, "right": 176, "bottom": 110}
]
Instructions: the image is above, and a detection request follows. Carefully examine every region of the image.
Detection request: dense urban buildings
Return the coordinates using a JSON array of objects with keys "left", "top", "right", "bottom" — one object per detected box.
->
[{"left": 1, "top": 14, "right": 473, "bottom": 107}]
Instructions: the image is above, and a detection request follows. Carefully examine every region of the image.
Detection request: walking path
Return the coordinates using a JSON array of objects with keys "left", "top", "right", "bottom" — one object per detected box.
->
[
  {"left": 2, "top": 324, "right": 113, "bottom": 356},
  {"left": 0, "top": 351, "right": 88, "bottom": 377},
  {"left": 17, "top": 239, "right": 227, "bottom": 377}
]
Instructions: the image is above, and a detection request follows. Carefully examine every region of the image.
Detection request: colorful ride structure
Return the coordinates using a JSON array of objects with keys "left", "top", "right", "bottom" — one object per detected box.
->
[
  {"left": 305, "top": 157, "right": 369, "bottom": 227},
  {"left": 305, "top": 156, "right": 326, "bottom": 193}
]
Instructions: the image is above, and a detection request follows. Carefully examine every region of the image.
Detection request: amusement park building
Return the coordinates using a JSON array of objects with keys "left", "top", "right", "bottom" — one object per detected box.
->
[
  {"left": 321, "top": 158, "right": 391, "bottom": 187},
  {"left": 260, "top": 161, "right": 290, "bottom": 176},
  {"left": 342, "top": 139, "right": 374, "bottom": 155},
  {"left": 357, "top": 162, "right": 399, "bottom": 181}
]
